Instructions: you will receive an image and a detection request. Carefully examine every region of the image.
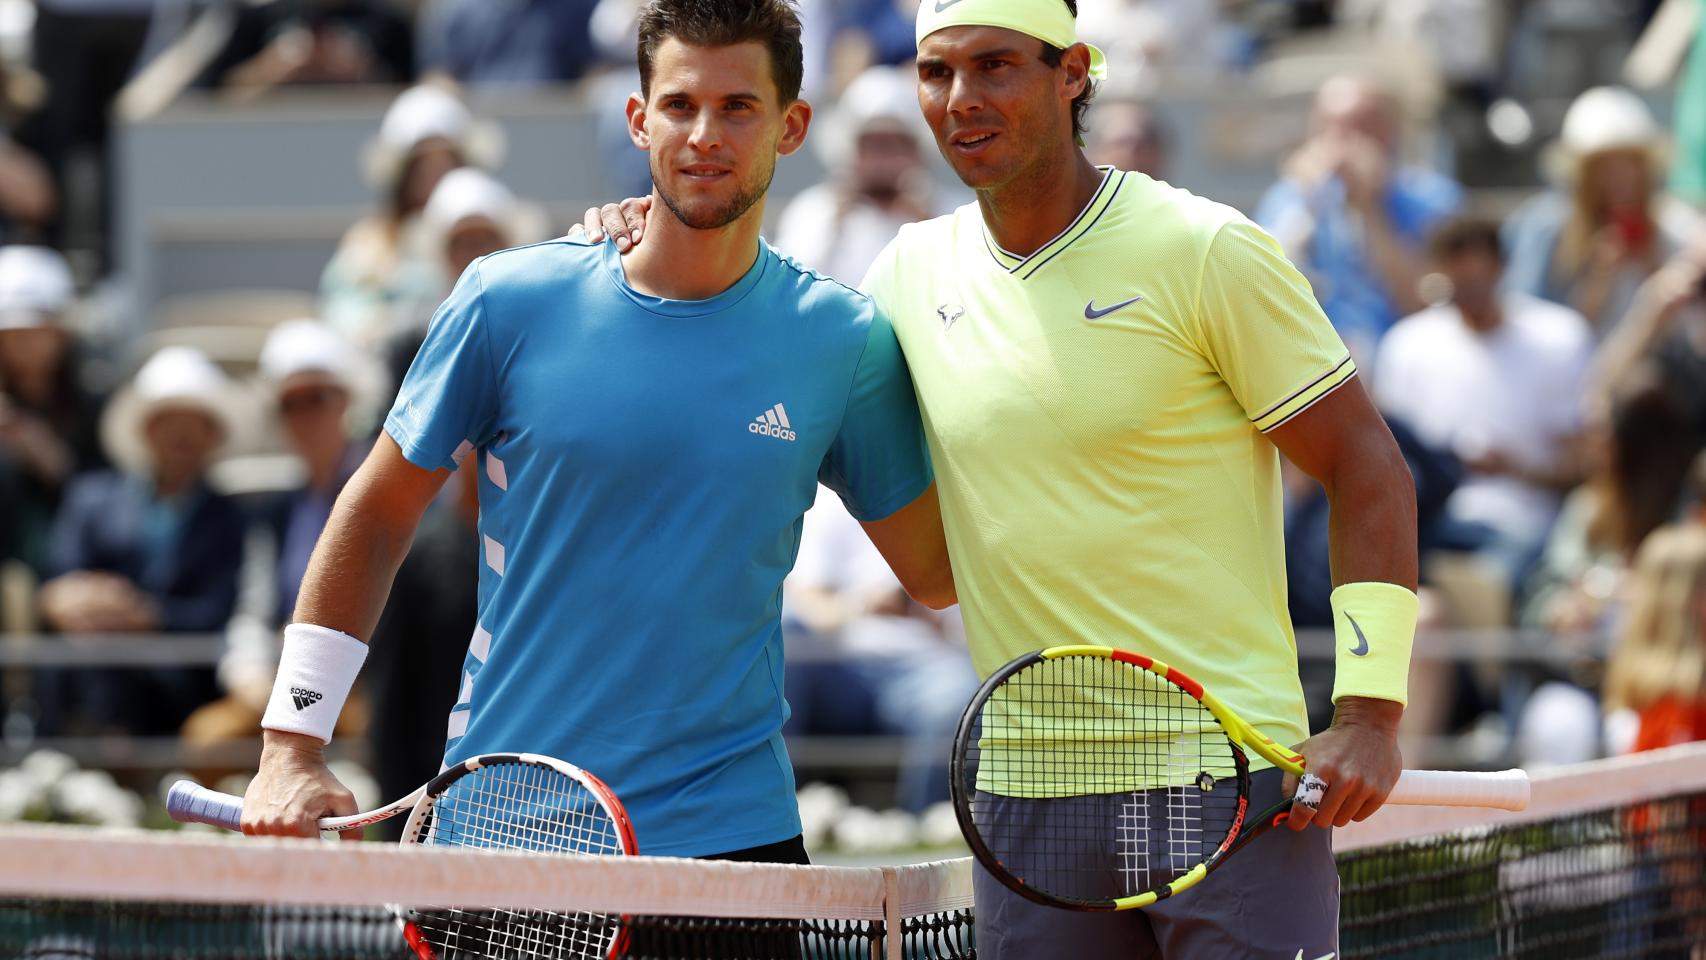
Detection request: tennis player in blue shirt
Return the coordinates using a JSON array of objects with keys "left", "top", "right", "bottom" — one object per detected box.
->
[{"left": 243, "top": 0, "right": 952, "bottom": 864}]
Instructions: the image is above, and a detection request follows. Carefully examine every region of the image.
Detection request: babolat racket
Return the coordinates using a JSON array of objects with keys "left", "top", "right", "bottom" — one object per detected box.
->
[
  {"left": 951, "top": 646, "right": 1530, "bottom": 911},
  {"left": 169, "top": 752, "right": 638, "bottom": 958}
]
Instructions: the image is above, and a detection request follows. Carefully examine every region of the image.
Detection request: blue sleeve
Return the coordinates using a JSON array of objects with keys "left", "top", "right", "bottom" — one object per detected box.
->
[
  {"left": 384, "top": 260, "right": 501, "bottom": 471},
  {"left": 819, "top": 306, "right": 932, "bottom": 523}
]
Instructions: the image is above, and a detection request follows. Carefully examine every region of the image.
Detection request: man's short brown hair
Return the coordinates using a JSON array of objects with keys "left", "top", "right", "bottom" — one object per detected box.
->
[{"left": 637, "top": 0, "right": 805, "bottom": 105}]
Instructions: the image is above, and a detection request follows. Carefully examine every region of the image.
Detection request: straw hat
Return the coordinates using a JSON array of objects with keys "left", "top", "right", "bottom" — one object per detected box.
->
[
  {"left": 812, "top": 66, "right": 930, "bottom": 169},
  {"left": 100, "top": 346, "right": 242, "bottom": 476},
  {"left": 360, "top": 84, "right": 507, "bottom": 192},
  {"left": 418, "top": 168, "right": 549, "bottom": 255},
  {"left": 1543, "top": 86, "right": 1670, "bottom": 183},
  {"left": 259, "top": 318, "right": 391, "bottom": 436},
  {"left": 0, "top": 245, "right": 74, "bottom": 330}
]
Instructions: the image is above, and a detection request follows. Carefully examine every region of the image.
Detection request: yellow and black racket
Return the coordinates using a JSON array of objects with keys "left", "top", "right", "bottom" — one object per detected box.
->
[{"left": 950, "top": 646, "right": 1530, "bottom": 911}]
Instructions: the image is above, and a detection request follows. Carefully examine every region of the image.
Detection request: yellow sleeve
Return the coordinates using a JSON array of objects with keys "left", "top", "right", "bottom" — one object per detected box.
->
[
  {"left": 1194, "top": 219, "right": 1356, "bottom": 433},
  {"left": 858, "top": 234, "right": 904, "bottom": 314}
]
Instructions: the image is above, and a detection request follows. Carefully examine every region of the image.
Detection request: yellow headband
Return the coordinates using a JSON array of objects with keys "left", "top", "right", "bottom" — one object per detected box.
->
[{"left": 915, "top": 0, "right": 1108, "bottom": 82}]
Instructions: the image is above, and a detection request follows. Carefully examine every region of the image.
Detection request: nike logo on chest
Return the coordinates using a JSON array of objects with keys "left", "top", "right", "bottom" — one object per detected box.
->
[{"left": 1084, "top": 295, "right": 1144, "bottom": 320}]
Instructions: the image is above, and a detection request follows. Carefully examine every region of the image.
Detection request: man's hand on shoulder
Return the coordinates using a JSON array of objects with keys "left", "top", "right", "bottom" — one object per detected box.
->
[
  {"left": 242, "top": 730, "right": 361, "bottom": 840},
  {"left": 1281, "top": 696, "right": 1403, "bottom": 831},
  {"left": 578, "top": 197, "right": 652, "bottom": 251}
]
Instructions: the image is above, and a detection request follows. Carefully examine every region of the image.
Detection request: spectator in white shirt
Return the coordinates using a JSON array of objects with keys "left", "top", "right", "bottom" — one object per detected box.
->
[
  {"left": 775, "top": 66, "right": 954, "bottom": 286},
  {"left": 1375, "top": 217, "right": 1594, "bottom": 589}
]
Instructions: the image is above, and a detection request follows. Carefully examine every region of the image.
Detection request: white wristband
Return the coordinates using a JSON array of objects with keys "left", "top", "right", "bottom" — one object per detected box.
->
[{"left": 260, "top": 623, "right": 369, "bottom": 745}]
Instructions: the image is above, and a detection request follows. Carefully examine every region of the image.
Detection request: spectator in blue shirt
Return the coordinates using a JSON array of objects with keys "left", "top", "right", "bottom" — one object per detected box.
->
[
  {"left": 416, "top": 0, "right": 601, "bottom": 88},
  {"left": 1256, "top": 75, "right": 1463, "bottom": 368}
]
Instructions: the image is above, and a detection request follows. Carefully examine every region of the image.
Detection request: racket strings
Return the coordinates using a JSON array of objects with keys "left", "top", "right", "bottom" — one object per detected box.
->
[
  {"left": 963, "top": 655, "right": 1244, "bottom": 905},
  {"left": 402, "top": 761, "right": 625, "bottom": 959}
]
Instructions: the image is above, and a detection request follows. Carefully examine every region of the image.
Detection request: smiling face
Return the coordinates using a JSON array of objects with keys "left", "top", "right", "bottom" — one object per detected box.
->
[
  {"left": 628, "top": 38, "right": 810, "bottom": 231},
  {"left": 915, "top": 25, "right": 1088, "bottom": 192}
]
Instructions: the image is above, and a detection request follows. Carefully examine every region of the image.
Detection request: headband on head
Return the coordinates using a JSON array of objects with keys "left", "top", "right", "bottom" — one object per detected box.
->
[{"left": 915, "top": 0, "right": 1108, "bottom": 82}]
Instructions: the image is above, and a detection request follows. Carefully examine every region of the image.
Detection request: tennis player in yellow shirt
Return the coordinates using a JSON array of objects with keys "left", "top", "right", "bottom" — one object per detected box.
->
[{"left": 584, "top": 1, "right": 1419, "bottom": 955}]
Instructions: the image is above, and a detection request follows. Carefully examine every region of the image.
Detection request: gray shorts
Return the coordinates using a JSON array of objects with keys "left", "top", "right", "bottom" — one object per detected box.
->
[{"left": 973, "top": 768, "right": 1339, "bottom": 960}]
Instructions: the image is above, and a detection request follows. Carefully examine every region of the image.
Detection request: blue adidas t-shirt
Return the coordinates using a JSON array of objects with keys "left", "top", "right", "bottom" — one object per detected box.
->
[{"left": 384, "top": 237, "right": 932, "bottom": 856}]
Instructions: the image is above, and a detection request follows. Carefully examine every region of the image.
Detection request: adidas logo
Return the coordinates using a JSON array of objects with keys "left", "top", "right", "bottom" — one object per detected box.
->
[
  {"left": 749, "top": 404, "right": 797, "bottom": 442},
  {"left": 290, "top": 687, "right": 323, "bottom": 712}
]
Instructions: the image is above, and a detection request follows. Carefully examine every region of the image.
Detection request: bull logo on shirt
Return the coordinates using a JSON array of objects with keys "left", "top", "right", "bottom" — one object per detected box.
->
[{"left": 938, "top": 304, "right": 965, "bottom": 331}]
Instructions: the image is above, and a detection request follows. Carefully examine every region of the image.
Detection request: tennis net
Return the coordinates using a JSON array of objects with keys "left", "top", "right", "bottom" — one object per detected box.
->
[
  {"left": 1335, "top": 741, "right": 1706, "bottom": 959},
  {"left": 0, "top": 825, "right": 973, "bottom": 959},
  {"left": 2, "top": 742, "right": 1704, "bottom": 959}
]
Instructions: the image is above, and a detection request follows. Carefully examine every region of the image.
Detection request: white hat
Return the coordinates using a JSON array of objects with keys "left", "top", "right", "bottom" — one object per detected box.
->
[
  {"left": 813, "top": 66, "right": 930, "bottom": 168},
  {"left": 1544, "top": 86, "right": 1670, "bottom": 182},
  {"left": 419, "top": 168, "right": 548, "bottom": 253},
  {"left": 360, "top": 84, "right": 507, "bottom": 191},
  {"left": 260, "top": 318, "right": 354, "bottom": 385},
  {"left": 100, "top": 346, "right": 241, "bottom": 476},
  {"left": 259, "top": 318, "right": 391, "bottom": 437},
  {"left": 0, "top": 245, "right": 74, "bottom": 329}
]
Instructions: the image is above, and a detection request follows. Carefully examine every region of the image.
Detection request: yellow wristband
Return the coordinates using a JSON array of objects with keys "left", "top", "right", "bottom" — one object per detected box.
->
[{"left": 1329, "top": 582, "right": 1418, "bottom": 706}]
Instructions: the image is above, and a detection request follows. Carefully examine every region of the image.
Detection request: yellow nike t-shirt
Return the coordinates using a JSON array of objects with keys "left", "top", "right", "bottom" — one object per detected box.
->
[{"left": 861, "top": 169, "right": 1355, "bottom": 779}]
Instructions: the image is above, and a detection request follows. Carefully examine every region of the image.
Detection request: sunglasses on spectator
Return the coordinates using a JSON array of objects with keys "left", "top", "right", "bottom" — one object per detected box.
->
[{"left": 280, "top": 386, "right": 344, "bottom": 416}]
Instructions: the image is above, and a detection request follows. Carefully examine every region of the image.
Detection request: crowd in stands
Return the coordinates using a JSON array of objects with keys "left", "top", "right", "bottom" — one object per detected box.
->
[{"left": 1, "top": 0, "right": 1705, "bottom": 812}]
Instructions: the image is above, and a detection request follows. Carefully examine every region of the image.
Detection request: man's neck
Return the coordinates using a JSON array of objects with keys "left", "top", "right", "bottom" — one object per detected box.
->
[
  {"left": 976, "top": 150, "right": 1104, "bottom": 258},
  {"left": 620, "top": 194, "right": 765, "bottom": 301},
  {"left": 1458, "top": 300, "right": 1504, "bottom": 333}
]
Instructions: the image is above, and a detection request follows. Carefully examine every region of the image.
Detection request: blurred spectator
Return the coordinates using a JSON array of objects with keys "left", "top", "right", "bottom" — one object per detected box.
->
[
  {"left": 1374, "top": 217, "right": 1593, "bottom": 589},
  {"left": 1077, "top": 0, "right": 1246, "bottom": 87},
  {"left": 1591, "top": 227, "right": 1706, "bottom": 446},
  {"left": 36, "top": 346, "right": 247, "bottom": 736},
  {"left": 1602, "top": 523, "right": 1706, "bottom": 751},
  {"left": 1504, "top": 87, "right": 1699, "bottom": 336},
  {"left": 196, "top": 0, "right": 414, "bottom": 95},
  {"left": 0, "top": 63, "right": 56, "bottom": 243},
  {"left": 21, "top": 0, "right": 154, "bottom": 263},
  {"left": 416, "top": 0, "right": 599, "bottom": 88},
  {"left": 1522, "top": 368, "right": 1698, "bottom": 634},
  {"left": 823, "top": 0, "right": 917, "bottom": 92},
  {"left": 185, "top": 320, "right": 378, "bottom": 753},
  {"left": 777, "top": 67, "right": 948, "bottom": 286},
  {"left": 1256, "top": 74, "right": 1464, "bottom": 367},
  {"left": 321, "top": 84, "right": 503, "bottom": 348},
  {"left": 1626, "top": 0, "right": 1706, "bottom": 204},
  {"left": 386, "top": 166, "right": 547, "bottom": 384},
  {"left": 365, "top": 455, "right": 480, "bottom": 839},
  {"left": 0, "top": 247, "right": 107, "bottom": 579},
  {"left": 1336, "top": 0, "right": 1503, "bottom": 97},
  {"left": 784, "top": 487, "right": 975, "bottom": 813},
  {"left": 1086, "top": 98, "right": 1170, "bottom": 181}
]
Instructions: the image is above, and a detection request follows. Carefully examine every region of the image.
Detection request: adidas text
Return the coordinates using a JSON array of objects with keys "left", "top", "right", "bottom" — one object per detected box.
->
[
  {"left": 291, "top": 687, "right": 324, "bottom": 711},
  {"left": 749, "top": 422, "right": 797, "bottom": 442}
]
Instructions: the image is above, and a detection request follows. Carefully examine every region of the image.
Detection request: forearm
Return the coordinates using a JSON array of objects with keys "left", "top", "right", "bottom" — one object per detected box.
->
[
  {"left": 1589, "top": 295, "right": 1672, "bottom": 414},
  {"left": 1323, "top": 444, "right": 1419, "bottom": 591},
  {"left": 290, "top": 480, "right": 419, "bottom": 641}
]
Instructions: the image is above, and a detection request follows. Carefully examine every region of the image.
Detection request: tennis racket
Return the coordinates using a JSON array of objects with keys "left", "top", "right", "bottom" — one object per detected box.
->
[
  {"left": 951, "top": 646, "right": 1531, "bottom": 911},
  {"left": 169, "top": 752, "right": 638, "bottom": 959}
]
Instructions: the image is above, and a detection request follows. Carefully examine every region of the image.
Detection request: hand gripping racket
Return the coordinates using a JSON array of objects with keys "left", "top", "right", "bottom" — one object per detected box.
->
[
  {"left": 951, "top": 646, "right": 1530, "bottom": 911},
  {"left": 169, "top": 752, "right": 638, "bottom": 958}
]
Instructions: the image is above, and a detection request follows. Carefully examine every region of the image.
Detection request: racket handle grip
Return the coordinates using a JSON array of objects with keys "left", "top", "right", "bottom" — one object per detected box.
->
[
  {"left": 1390, "top": 768, "right": 1530, "bottom": 811},
  {"left": 167, "top": 780, "right": 245, "bottom": 831}
]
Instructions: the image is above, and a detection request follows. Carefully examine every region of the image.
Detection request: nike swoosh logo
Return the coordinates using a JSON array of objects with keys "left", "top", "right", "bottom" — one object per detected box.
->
[
  {"left": 1347, "top": 614, "right": 1370, "bottom": 657},
  {"left": 933, "top": 0, "right": 965, "bottom": 9},
  {"left": 1084, "top": 295, "right": 1144, "bottom": 320},
  {"left": 1294, "top": 952, "right": 1336, "bottom": 960}
]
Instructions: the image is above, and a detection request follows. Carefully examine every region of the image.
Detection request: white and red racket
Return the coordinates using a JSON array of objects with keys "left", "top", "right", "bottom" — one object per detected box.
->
[{"left": 169, "top": 752, "right": 637, "bottom": 958}]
